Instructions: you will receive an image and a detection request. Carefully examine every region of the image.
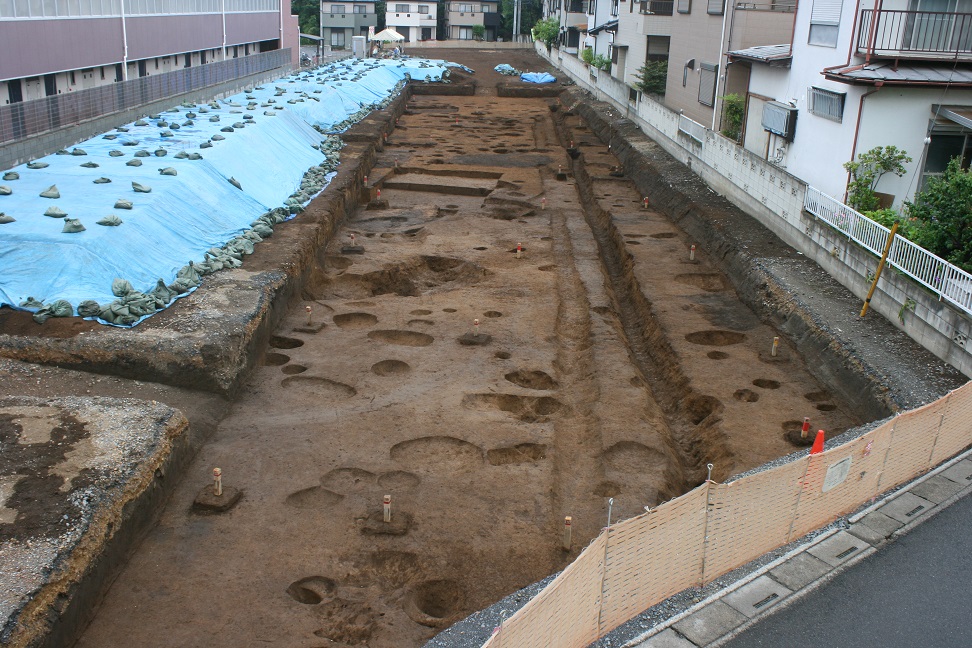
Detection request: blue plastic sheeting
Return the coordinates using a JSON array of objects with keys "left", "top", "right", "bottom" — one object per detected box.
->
[
  {"left": 520, "top": 72, "right": 556, "bottom": 84},
  {"left": 0, "top": 57, "right": 463, "bottom": 324}
]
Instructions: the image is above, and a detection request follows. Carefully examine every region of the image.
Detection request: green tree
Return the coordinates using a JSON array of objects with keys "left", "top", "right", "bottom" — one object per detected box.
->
[
  {"left": 532, "top": 16, "right": 559, "bottom": 48},
  {"left": 635, "top": 59, "right": 667, "bottom": 96},
  {"left": 906, "top": 157, "right": 972, "bottom": 272},
  {"left": 292, "top": 0, "right": 319, "bottom": 35},
  {"left": 580, "top": 46, "right": 594, "bottom": 65},
  {"left": 843, "top": 146, "right": 912, "bottom": 212},
  {"left": 721, "top": 93, "right": 744, "bottom": 142},
  {"left": 472, "top": 24, "right": 486, "bottom": 40},
  {"left": 591, "top": 53, "right": 610, "bottom": 70}
]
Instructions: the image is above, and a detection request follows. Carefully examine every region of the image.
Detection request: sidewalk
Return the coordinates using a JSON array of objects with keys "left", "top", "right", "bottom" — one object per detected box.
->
[{"left": 627, "top": 449, "right": 972, "bottom": 648}]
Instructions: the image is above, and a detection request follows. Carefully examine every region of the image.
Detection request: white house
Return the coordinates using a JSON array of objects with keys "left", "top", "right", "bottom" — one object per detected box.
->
[
  {"left": 730, "top": 0, "right": 972, "bottom": 207},
  {"left": 385, "top": 1, "right": 438, "bottom": 42}
]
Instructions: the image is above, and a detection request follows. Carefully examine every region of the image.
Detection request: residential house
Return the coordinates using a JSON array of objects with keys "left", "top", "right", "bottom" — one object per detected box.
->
[
  {"left": 447, "top": 1, "right": 503, "bottom": 41},
  {"left": 0, "top": 0, "right": 298, "bottom": 105},
  {"left": 320, "top": 0, "right": 378, "bottom": 50},
  {"left": 385, "top": 1, "right": 438, "bottom": 42},
  {"left": 730, "top": 0, "right": 972, "bottom": 206}
]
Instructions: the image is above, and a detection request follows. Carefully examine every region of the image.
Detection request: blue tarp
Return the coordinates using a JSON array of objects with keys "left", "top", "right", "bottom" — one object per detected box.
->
[
  {"left": 520, "top": 72, "right": 556, "bottom": 84},
  {"left": 0, "top": 57, "right": 465, "bottom": 324}
]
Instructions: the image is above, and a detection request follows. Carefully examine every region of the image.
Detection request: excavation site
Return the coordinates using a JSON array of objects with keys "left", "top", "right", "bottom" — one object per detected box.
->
[{"left": 0, "top": 48, "right": 964, "bottom": 648}]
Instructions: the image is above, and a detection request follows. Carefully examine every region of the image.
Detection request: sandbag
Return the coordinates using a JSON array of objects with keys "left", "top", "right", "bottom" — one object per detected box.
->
[
  {"left": 62, "top": 218, "right": 86, "bottom": 233},
  {"left": 97, "top": 215, "right": 123, "bottom": 226},
  {"left": 44, "top": 206, "right": 67, "bottom": 218},
  {"left": 0, "top": 186, "right": 11, "bottom": 195},
  {"left": 2, "top": 172, "right": 18, "bottom": 180},
  {"left": 77, "top": 300, "right": 102, "bottom": 317},
  {"left": 33, "top": 299, "right": 73, "bottom": 323},
  {"left": 127, "top": 159, "right": 143, "bottom": 167},
  {"left": 40, "top": 185, "right": 60, "bottom": 199},
  {"left": 93, "top": 177, "right": 112, "bottom": 184},
  {"left": 0, "top": 213, "right": 14, "bottom": 224},
  {"left": 132, "top": 182, "right": 152, "bottom": 193},
  {"left": 114, "top": 199, "right": 133, "bottom": 210},
  {"left": 19, "top": 297, "right": 43, "bottom": 308},
  {"left": 159, "top": 167, "right": 177, "bottom": 176},
  {"left": 27, "top": 161, "right": 49, "bottom": 169}
]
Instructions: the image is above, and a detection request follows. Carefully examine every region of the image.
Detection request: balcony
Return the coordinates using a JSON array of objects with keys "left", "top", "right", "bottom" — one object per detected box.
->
[
  {"left": 858, "top": 9, "right": 972, "bottom": 61},
  {"left": 639, "top": 0, "right": 673, "bottom": 15}
]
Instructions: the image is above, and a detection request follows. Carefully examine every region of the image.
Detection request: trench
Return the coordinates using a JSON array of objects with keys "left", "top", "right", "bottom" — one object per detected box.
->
[{"left": 551, "top": 107, "right": 731, "bottom": 484}]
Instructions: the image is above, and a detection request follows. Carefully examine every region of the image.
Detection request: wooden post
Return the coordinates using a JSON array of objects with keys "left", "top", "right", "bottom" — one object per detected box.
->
[{"left": 861, "top": 222, "right": 899, "bottom": 318}]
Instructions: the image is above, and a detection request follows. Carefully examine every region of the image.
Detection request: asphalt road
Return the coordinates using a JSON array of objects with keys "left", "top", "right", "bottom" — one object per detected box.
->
[{"left": 723, "top": 493, "right": 972, "bottom": 648}]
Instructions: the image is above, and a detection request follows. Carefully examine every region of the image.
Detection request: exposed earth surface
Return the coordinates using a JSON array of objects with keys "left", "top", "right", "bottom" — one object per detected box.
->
[{"left": 0, "top": 47, "right": 965, "bottom": 648}]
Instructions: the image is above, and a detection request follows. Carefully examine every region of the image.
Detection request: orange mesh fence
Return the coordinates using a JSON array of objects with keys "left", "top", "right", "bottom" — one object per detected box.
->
[
  {"left": 702, "top": 459, "right": 806, "bottom": 581},
  {"left": 598, "top": 486, "right": 708, "bottom": 634},
  {"left": 484, "top": 534, "right": 606, "bottom": 648},
  {"left": 788, "top": 422, "right": 893, "bottom": 539},
  {"left": 481, "top": 383, "right": 972, "bottom": 648},
  {"left": 934, "top": 383, "right": 972, "bottom": 465},
  {"left": 878, "top": 399, "right": 948, "bottom": 490}
]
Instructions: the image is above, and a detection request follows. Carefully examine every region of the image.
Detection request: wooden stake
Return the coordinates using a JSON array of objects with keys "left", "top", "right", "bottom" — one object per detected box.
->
[
  {"left": 563, "top": 516, "right": 572, "bottom": 550},
  {"left": 771, "top": 336, "right": 780, "bottom": 357},
  {"left": 690, "top": 245, "right": 696, "bottom": 261},
  {"left": 213, "top": 467, "right": 222, "bottom": 496},
  {"left": 383, "top": 495, "right": 392, "bottom": 522},
  {"left": 305, "top": 305, "right": 312, "bottom": 326}
]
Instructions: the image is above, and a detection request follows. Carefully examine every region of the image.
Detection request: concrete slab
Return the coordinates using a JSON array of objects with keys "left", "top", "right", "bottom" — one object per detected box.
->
[
  {"left": 940, "top": 459, "right": 972, "bottom": 486},
  {"left": 806, "top": 530, "right": 868, "bottom": 567},
  {"left": 880, "top": 492, "right": 935, "bottom": 525},
  {"left": 722, "top": 575, "right": 793, "bottom": 618},
  {"left": 672, "top": 601, "right": 747, "bottom": 646},
  {"left": 848, "top": 520, "right": 888, "bottom": 545},
  {"left": 910, "top": 474, "right": 964, "bottom": 504},
  {"left": 769, "top": 551, "right": 831, "bottom": 590},
  {"left": 858, "top": 510, "right": 904, "bottom": 537},
  {"left": 631, "top": 628, "right": 698, "bottom": 648}
]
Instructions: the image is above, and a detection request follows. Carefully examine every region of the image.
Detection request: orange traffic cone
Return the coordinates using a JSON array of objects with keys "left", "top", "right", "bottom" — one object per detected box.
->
[{"left": 810, "top": 429, "right": 825, "bottom": 455}]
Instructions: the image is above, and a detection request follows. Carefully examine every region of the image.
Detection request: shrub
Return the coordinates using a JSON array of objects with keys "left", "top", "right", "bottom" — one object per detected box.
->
[
  {"left": 843, "top": 146, "right": 911, "bottom": 212},
  {"left": 721, "top": 93, "right": 744, "bottom": 142},
  {"left": 635, "top": 59, "right": 667, "bottom": 96}
]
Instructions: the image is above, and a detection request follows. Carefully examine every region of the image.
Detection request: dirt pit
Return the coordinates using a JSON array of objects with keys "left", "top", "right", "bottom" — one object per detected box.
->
[{"left": 71, "top": 48, "right": 866, "bottom": 648}]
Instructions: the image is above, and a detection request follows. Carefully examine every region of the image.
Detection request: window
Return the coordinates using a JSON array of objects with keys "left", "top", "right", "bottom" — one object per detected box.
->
[
  {"left": 808, "top": 0, "right": 841, "bottom": 46},
  {"left": 331, "top": 4, "right": 344, "bottom": 12},
  {"left": 677, "top": 0, "right": 689, "bottom": 12},
  {"left": 808, "top": 86, "right": 845, "bottom": 122},
  {"left": 457, "top": 3, "right": 474, "bottom": 10},
  {"left": 395, "top": 3, "right": 408, "bottom": 10},
  {"left": 706, "top": 0, "right": 722, "bottom": 13},
  {"left": 698, "top": 62, "right": 717, "bottom": 106},
  {"left": 331, "top": 30, "right": 345, "bottom": 46},
  {"left": 353, "top": 3, "right": 366, "bottom": 10},
  {"left": 611, "top": 0, "right": 619, "bottom": 14},
  {"left": 481, "top": 4, "right": 489, "bottom": 10},
  {"left": 418, "top": 3, "right": 428, "bottom": 11},
  {"left": 459, "top": 26, "right": 473, "bottom": 38}
]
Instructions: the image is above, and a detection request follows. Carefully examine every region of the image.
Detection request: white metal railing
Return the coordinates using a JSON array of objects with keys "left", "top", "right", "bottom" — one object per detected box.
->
[
  {"left": 804, "top": 186, "right": 972, "bottom": 314},
  {"left": 677, "top": 113, "right": 705, "bottom": 144}
]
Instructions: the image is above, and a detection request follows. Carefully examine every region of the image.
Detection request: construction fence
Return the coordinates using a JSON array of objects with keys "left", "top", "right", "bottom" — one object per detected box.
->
[{"left": 482, "top": 380, "right": 972, "bottom": 647}]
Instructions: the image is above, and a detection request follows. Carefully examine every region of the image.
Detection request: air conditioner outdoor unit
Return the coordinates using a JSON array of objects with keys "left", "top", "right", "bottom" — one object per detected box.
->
[{"left": 761, "top": 101, "right": 797, "bottom": 141}]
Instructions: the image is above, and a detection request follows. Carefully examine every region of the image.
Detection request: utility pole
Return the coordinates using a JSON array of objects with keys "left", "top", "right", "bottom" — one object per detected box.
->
[{"left": 513, "top": 0, "right": 520, "bottom": 42}]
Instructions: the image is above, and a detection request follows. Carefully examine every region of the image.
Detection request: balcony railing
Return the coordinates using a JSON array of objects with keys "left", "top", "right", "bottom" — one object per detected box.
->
[
  {"left": 858, "top": 9, "right": 972, "bottom": 59},
  {"left": 639, "top": 0, "right": 673, "bottom": 15},
  {"left": 733, "top": 0, "right": 795, "bottom": 11}
]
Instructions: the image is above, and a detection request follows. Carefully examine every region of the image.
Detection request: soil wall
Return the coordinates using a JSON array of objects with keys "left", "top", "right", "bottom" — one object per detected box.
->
[{"left": 563, "top": 89, "right": 896, "bottom": 422}]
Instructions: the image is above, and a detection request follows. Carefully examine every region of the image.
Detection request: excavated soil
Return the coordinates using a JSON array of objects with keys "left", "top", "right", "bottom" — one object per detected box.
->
[{"left": 1, "top": 48, "right": 960, "bottom": 648}]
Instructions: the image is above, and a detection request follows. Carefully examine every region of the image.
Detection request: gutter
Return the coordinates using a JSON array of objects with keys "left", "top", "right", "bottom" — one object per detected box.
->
[{"left": 843, "top": 81, "right": 882, "bottom": 202}]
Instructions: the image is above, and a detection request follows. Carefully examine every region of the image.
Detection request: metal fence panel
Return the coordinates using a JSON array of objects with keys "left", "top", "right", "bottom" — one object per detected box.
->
[
  {"left": 0, "top": 49, "right": 290, "bottom": 147},
  {"left": 598, "top": 486, "right": 708, "bottom": 633}
]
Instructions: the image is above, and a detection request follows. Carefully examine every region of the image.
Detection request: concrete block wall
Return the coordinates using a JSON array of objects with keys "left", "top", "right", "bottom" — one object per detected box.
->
[{"left": 537, "top": 41, "right": 972, "bottom": 377}]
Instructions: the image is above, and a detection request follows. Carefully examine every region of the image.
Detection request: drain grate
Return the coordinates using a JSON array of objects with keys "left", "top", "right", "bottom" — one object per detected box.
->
[
  {"left": 905, "top": 505, "right": 926, "bottom": 517},
  {"left": 753, "top": 593, "right": 779, "bottom": 610},
  {"left": 835, "top": 546, "right": 859, "bottom": 559}
]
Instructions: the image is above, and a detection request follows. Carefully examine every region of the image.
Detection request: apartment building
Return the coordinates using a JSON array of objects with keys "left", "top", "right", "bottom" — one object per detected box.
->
[
  {"left": 446, "top": 1, "right": 502, "bottom": 41},
  {"left": 320, "top": 0, "right": 378, "bottom": 49},
  {"left": 542, "top": 0, "right": 792, "bottom": 124},
  {"left": 730, "top": 0, "right": 972, "bottom": 206},
  {"left": 385, "top": 1, "right": 437, "bottom": 42},
  {"left": 0, "top": 0, "right": 298, "bottom": 105}
]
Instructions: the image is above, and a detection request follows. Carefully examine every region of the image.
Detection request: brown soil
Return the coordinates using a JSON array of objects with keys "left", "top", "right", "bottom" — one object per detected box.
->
[{"left": 29, "top": 48, "right": 864, "bottom": 647}]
